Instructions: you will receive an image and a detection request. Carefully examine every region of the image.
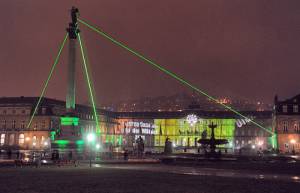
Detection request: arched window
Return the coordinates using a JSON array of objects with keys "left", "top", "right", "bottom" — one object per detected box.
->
[
  {"left": 0, "top": 134, "right": 5, "bottom": 145},
  {"left": 19, "top": 134, "right": 25, "bottom": 145}
]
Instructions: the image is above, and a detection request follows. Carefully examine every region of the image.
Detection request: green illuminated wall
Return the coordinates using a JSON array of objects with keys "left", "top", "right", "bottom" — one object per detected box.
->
[
  {"left": 60, "top": 117, "right": 79, "bottom": 126},
  {"left": 154, "top": 118, "right": 236, "bottom": 147}
]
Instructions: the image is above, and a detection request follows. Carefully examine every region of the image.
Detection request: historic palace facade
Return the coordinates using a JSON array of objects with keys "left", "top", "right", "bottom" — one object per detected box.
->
[{"left": 0, "top": 96, "right": 277, "bottom": 154}]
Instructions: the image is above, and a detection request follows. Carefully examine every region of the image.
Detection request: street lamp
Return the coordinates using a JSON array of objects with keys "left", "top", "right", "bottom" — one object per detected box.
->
[{"left": 86, "top": 133, "right": 96, "bottom": 167}]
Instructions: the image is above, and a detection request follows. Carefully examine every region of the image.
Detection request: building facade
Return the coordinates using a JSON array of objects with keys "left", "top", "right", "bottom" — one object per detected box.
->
[
  {"left": 274, "top": 95, "right": 300, "bottom": 153},
  {"left": 0, "top": 97, "right": 276, "bottom": 154}
]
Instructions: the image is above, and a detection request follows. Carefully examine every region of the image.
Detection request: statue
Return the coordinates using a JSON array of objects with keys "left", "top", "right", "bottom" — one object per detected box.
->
[{"left": 198, "top": 122, "right": 228, "bottom": 157}]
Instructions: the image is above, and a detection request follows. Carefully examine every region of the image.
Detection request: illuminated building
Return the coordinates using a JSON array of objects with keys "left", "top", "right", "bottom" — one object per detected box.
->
[
  {"left": 0, "top": 97, "right": 118, "bottom": 152},
  {"left": 116, "top": 110, "right": 273, "bottom": 153},
  {"left": 0, "top": 96, "right": 274, "bottom": 154},
  {"left": 274, "top": 95, "right": 300, "bottom": 153}
]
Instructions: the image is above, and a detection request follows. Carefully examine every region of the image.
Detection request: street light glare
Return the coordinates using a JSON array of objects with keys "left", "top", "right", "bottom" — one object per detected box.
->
[
  {"left": 87, "top": 133, "right": 95, "bottom": 142},
  {"left": 96, "top": 143, "right": 101, "bottom": 149},
  {"left": 290, "top": 139, "right": 296, "bottom": 144}
]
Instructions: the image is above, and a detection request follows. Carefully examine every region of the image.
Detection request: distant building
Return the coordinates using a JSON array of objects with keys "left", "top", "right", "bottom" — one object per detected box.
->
[{"left": 274, "top": 95, "right": 300, "bottom": 153}]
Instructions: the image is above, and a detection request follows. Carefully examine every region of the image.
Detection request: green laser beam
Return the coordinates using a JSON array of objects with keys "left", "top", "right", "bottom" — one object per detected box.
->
[
  {"left": 27, "top": 33, "right": 68, "bottom": 129},
  {"left": 78, "top": 18, "right": 274, "bottom": 135},
  {"left": 78, "top": 33, "right": 100, "bottom": 133}
]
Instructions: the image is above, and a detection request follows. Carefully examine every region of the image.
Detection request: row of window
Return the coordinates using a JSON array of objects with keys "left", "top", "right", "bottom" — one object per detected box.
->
[
  {"left": 282, "top": 121, "right": 300, "bottom": 132},
  {"left": 0, "top": 107, "right": 48, "bottom": 115},
  {"left": 0, "top": 133, "right": 46, "bottom": 146},
  {"left": 235, "top": 130, "right": 265, "bottom": 136},
  {"left": 0, "top": 108, "right": 30, "bottom": 115},
  {"left": 0, "top": 120, "right": 47, "bottom": 130},
  {"left": 282, "top": 105, "right": 299, "bottom": 113},
  {"left": 235, "top": 139, "right": 264, "bottom": 146}
]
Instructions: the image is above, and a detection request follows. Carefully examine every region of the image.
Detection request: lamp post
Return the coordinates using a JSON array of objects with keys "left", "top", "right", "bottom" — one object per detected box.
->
[
  {"left": 86, "top": 133, "right": 95, "bottom": 167},
  {"left": 290, "top": 139, "right": 296, "bottom": 155}
]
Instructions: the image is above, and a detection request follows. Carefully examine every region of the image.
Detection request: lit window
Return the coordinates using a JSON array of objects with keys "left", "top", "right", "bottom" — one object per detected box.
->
[
  {"left": 0, "top": 134, "right": 5, "bottom": 145},
  {"left": 41, "top": 136, "right": 45, "bottom": 144},
  {"left": 283, "top": 105, "right": 288, "bottom": 113},
  {"left": 294, "top": 105, "right": 299, "bottom": 113},
  {"left": 19, "top": 134, "right": 25, "bottom": 145}
]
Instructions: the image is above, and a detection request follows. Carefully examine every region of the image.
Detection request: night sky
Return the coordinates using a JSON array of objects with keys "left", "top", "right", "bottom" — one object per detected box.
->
[{"left": 1, "top": 0, "right": 300, "bottom": 106}]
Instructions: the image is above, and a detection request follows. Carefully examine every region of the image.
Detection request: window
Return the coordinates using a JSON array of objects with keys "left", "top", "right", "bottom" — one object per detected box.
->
[
  {"left": 294, "top": 105, "right": 299, "bottom": 113},
  {"left": 9, "top": 134, "right": 14, "bottom": 145},
  {"left": 34, "top": 123, "right": 38, "bottom": 130},
  {"left": 42, "top": 120, "right": 46, "bottom": 129},
  {"left": 283, "top": 105, "right": 288, "bottom": 113},
  {"left": 42, "top": 107, "right": 46, "bottom": 115},
  {"left": 283, "top": 121, "right": 288, "bottom": 132},
  {"left": 21, "top": 121, "right": 25, "bottom": 129},
  {"left": 0, "top": 134, "right": 5, "bottom": 145},
  {"left": 248, "top": 130, "right": 251, "bottom": 136},
  {"left": 12, "top": 120, "right": 16, "bottom": 129},
  {"left": 2, "top": 120, "right": 6, "bottom": 129},
  {"left": 254, "top": 130, "right": 257, "bottom": 136},
  {"left": 260, "top": 131, "right": 264, "bottom": 137},
  {"left": 295, "top": 122, "right": 300, "bottom": 133},
  {"left": 19, "top": 134, "right": 25, "bottom": 145},
  {"left": 41, "top": 136, "right": 45, "bottom": 144}
]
